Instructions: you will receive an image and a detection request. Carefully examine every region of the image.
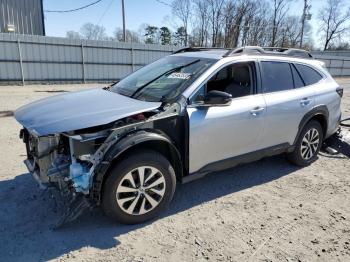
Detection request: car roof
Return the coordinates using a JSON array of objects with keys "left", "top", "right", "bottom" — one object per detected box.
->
[{"left": 172, "top": 50, "right": 323, "bottom": 68}]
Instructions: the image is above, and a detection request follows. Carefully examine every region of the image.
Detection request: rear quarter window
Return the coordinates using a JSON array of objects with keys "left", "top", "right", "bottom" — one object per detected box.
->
[
  {"left": 294, "top": 64, "right": 323, "bottom": 86},
  {"left": 291, "top": 64, "right": 305, "bottom": 88},
  {"left": 261, "top": 61, "right": 294, "bottom": 93}
]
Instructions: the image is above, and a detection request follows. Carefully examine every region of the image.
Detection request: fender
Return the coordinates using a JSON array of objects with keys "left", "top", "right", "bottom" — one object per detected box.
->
[
  {"left": 91, "top": 130, "right": 183, "bottom": 204},
  {"left": 105, "top": 130, "right": 181, "bottom": 162},
  {"left": 293, "top": 105, "right": 329, "bottom": 145}
]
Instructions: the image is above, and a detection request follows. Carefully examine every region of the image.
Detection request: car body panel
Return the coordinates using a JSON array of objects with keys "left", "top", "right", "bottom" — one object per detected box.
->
[
  {"left": 261, "top": 85, "right": 316, "bottom": 147},
  {"left": 314, "top": 78, "right": 341, "bottom": 137},
  {"left": 14, "top": 88, "right": 161, "bottom": 136},
  {"left": 187, "top": 94, "right": 266, "bottom": 173}
]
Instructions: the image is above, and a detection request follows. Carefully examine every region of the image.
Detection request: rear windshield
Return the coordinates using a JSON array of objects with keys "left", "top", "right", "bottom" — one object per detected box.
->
[{"left": 111, "top": 56, "right": 215, "bottom": 102}]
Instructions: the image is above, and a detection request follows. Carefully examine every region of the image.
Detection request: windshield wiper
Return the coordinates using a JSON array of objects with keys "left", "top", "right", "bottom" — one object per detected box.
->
[
  {"left": 131, "top": 59, "right": 200, "bottom": 98},
  {"left": 103, "top": 80, "right": 119, "bottom": 91}
]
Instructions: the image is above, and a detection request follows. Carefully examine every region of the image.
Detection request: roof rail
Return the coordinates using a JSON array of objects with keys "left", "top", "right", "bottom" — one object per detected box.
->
[
  {"left": 223, "top": 46, "right": 313, "bottom": 59},
  {"left": 262, "top": 47, "right": 313, "bottom": 58},
  {"left": 223, "top": 46, "right": 265, "bottom": 57},
  {"left": 173, "top": 46, "right": 230, "bottom": 54}
]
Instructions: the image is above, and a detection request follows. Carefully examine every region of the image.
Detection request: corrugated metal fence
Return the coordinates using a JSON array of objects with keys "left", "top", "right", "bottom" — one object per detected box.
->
[
  {"left": 0, "top": 33, "right": 176, "bottom": 85},
  {"left": 1, "top": 33, "right": 349, "bottom": 86},
  {"left": 0, "top": 0, "right": 45, "bottom": 35},
  {"left": 311, "top": 53, "right": 350, "bottom": 77}
]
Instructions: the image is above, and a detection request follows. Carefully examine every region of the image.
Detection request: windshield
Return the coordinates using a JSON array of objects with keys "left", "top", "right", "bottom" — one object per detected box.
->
[{"left": 111, "top": 56, "right": 215, "bottom": 102}]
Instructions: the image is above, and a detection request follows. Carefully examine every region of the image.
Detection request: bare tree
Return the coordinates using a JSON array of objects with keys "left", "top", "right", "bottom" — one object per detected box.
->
[
  {"left": 168, "top": 0, "right": 320, "bottom": 49},
  {"left": 193, "top": 0, "right": 210, "bottom": 46},
  {"left": 239, "top": 0, "right": 260, "bottom": 47},
  {"left": 114, "top": 28, "right": 140, "bottom": 43},
  {"left": 171, "top": 0, "right": 191, "bottom": 46},
  {"left": 244, "top": 0, "right": 271, "bottom": 46},
  {"left": 318, "top": 0, "right": 350, "bottom": 50},
  {"left": 80, "top": 23, "right": 107, "bottom": 40},
  {"left": 66, "top": 31, "right": 81, "bottom": 39},
  {"left": 271, "top": 0, "right": 289, "bottom": 46},
  {"left": 279, "top": 16, "right": 302, "bottom": 47},
  {"left": 207, "top": 0, "right": 226, "bottom": 47},
  {"left": 223, "top": 1, "right": 236, "bottom": 47}
]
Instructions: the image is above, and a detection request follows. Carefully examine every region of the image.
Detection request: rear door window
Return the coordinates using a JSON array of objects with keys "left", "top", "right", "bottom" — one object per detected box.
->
[
  {"left": 261, "top": 61, "right": 294, "bottom": 93},
  {"left": 294, "top": 64, "right": 323, "bottom": 86}
]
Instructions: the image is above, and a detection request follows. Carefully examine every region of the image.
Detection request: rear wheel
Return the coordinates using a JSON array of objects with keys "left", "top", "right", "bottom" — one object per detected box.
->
[
  {"left": 102, "top": 150, "right": 176, "bottom": 224},
  {"left": 287, "top": 120, "right": 323, "bottom": 166}
]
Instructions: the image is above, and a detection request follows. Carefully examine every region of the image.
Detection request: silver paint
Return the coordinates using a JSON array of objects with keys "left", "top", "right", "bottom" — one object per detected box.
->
[
  {"left": 187, "top": 94, "right": 266, "bottom": 173},
  {"left": 14, "top": 88, "right": 161, "bottom": 136},
  {"left": 185, "top": 54, "right": 341, "bottom": 173}
]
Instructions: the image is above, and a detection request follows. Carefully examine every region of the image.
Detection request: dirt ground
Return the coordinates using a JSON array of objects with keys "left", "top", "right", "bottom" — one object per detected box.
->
[{"left": 0, "top": 79, "right": 349, "bottom": 262}]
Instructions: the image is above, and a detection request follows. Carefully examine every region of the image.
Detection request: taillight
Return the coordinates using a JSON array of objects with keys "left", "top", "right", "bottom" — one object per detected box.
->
[{"left": 336, "top": 87, "right": 343, "bottom": 97}]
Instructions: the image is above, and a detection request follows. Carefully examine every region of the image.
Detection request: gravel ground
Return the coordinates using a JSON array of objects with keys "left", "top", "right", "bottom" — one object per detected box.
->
[{"left": 0, "top": 79, "right": 349, "bottom": 262}]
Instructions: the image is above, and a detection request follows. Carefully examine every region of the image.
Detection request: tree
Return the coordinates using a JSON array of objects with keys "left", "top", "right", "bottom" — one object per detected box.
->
[
  {"left": 271, "top": 0, "right": 290, "bottom": 46},
  {"left": 280, "top": 16, "right": 302, "bottom": 47},
  {"left": 80, "top": 23, "right": 107, "bottom": 40},
  {"left": 223, "top": 0, "right": 257, "bottom": 48},
  {"left": 114, "top": 28, "right": 140, "bottom": 43},
  {"left": 173, "top": 27, "right": 187, "bottom": 46},
  {"left": 318, "top": 0, "right": 350, "bottom": 50},
  {"left": 243, "top": 0, "right": 271, "bottom": 47},
  {"left": 144, "top": 25, "right": 159, "bottom": 44},
  {"left": 171, "top": 0, "right": 191, "bottom": 46},
  {"left": 159, "top": 27, "right": 172, "bottom": 45},
  {"left": 193, "top": 0, "right": 209, "bottom": 46},
  {"left": 327, "top": 42, "right": 350, "bottom": 50},
  {"left": 207, "top": 0, "right": 226, "bottom": 47},
  {"left": 66, "top": 30, "right": 81, "bottom": 39}
]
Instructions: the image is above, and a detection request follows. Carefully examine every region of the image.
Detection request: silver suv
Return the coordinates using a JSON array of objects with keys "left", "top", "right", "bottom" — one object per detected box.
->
[{"left": 15, "top": 46, "right": 343, "bottom": 225}]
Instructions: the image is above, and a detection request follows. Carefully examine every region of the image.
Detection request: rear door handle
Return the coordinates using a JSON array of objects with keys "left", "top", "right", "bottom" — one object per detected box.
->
[
  {"left": 250, "top": 107, "right": 265, "bottom": 116},
  {"left": 300, "top": 98, "right": 311, "bottom": 106}
]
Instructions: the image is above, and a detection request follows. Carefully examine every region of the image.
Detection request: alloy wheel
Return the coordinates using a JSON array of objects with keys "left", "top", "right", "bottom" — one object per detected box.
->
[
  {"left": 300, "top": 128, "right": 320, "bottom": 160},
  {"left": 116, "top": 166, "right": 166, "bottom": 215}
]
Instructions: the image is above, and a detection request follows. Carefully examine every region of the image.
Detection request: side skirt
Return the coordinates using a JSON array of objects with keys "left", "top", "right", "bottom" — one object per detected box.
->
[{"left": 182, "top": 143, "right": 293, "bottom": 184}]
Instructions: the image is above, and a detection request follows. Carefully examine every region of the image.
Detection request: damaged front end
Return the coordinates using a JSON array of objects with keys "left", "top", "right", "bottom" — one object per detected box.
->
[
  {"left": 20, "top": 128, "right": 104, "bottom": 195},
  {"left": 19, "top": 106, "right": 179, "bottom": 227},
  {"left": 20, "top": 126, "right": 108, "bottom": 227},
  {"left": 15, "top": 82, "right": 188, "bottom": 227}
]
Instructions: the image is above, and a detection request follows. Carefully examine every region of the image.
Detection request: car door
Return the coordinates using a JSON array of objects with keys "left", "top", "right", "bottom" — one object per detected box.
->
[
  {"left": 260, "top": 60, "right": 316, "bottom": 148},
  {"left": 186, "top": 61, "right": 266, "bottom": 173}
]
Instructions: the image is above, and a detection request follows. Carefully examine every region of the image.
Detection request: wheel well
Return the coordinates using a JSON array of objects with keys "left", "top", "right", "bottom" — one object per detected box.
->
[
  {"left": 104, "top": 140, "right": 183, "bottom": 182},
  {"left": 309, "top": 114, "right": 328, "bottom": 138}
]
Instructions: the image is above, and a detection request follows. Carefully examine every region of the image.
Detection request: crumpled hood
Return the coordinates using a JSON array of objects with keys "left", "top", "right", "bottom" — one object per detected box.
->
[{"left": 14, "top": 88, "right": 161, "bottom": 136}]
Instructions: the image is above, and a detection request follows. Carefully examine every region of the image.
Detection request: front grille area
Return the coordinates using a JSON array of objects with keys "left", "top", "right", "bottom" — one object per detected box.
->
[{"left": 21, "top": 128, "right": 60, "bottom": 184}]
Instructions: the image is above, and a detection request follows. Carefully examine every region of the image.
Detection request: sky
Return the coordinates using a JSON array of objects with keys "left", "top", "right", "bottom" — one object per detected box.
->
[
  {"left": 43, "top": 0, "right": 349, "bottom": 48},
  {"left": 43, "top": 0, "right": 173, "bottom": 37}
]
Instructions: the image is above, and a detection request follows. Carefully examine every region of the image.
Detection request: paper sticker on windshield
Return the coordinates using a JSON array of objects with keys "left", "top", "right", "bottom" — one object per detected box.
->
[{"left": 167, "top": 72, "right": 192, "bottom": 79}]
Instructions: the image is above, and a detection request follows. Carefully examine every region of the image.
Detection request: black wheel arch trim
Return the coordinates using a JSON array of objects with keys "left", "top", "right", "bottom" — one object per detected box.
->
[
  {"left": 294, "top": 105, "right": 329, "bottom": 145},
  {"left": 91, "top": 130, "right": 183, "bottom": 204}
]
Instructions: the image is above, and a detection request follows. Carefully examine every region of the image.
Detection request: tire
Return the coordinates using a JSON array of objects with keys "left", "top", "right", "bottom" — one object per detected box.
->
[
  {"left": 101, "top": 150, "right": 176, "bottom": 224},
  {"left": 287, "top": 120, "right": 323, "bottom": 166}
]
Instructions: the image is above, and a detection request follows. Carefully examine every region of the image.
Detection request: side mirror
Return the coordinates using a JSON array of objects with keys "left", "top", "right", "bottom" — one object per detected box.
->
[{"left": 203, "top": 90, "right": 232, "bottom": 106}]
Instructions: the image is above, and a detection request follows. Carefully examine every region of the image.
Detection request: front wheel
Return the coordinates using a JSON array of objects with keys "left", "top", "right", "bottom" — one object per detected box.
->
[
  {"left": 287, "top": 120, "right": 323, "bottom": 166},
  {"left": 102, "top": 150, "right": 176, "bottom": 224}
]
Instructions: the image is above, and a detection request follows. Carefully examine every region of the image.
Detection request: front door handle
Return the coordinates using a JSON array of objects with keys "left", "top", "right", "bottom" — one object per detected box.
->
[
  {"left": 250, "top": 107, "right": 265, "bottom": 116},
  {"left": 300, "top": 98, "right": 311, "bottom": 106}
]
